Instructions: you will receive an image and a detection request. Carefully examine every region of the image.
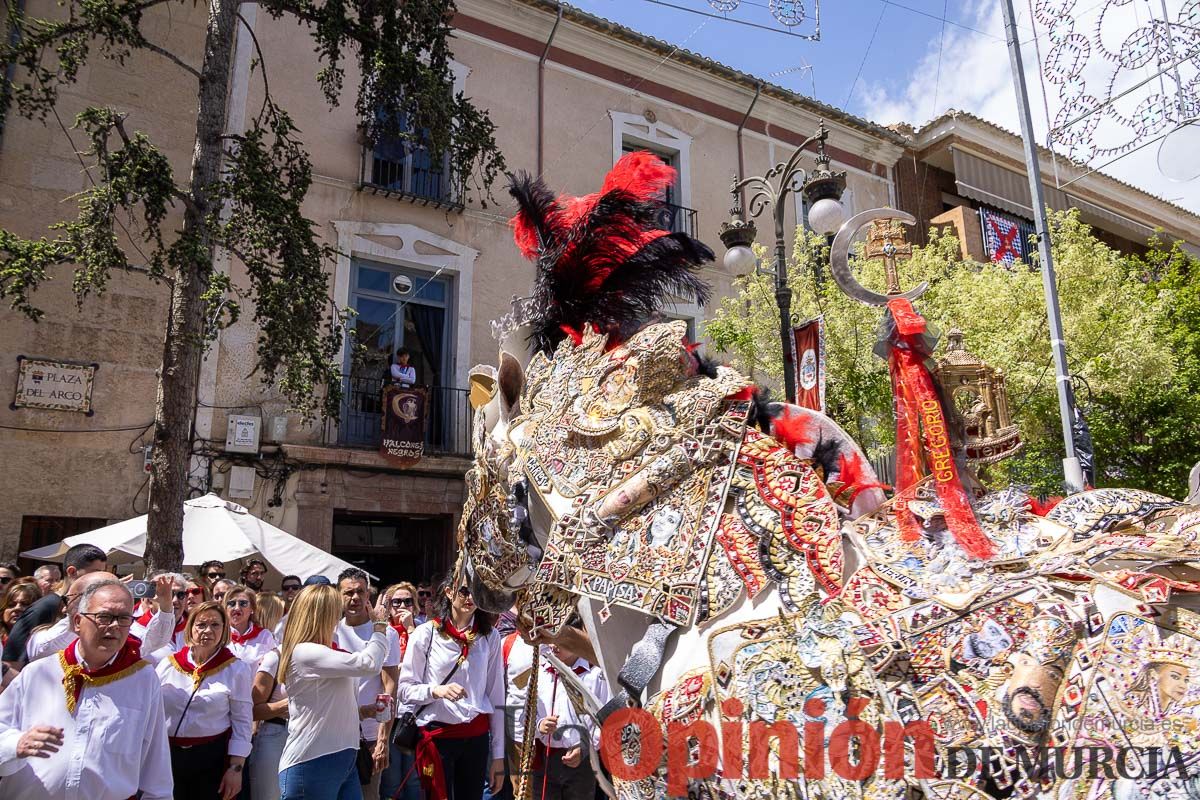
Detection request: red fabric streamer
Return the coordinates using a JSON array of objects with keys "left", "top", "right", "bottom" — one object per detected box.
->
[
  {"left": 415, "top": 713, "right": 491, "bottom": 799},
  {"left": 885, "top": 298, "right": 996, "bottom": 561}
]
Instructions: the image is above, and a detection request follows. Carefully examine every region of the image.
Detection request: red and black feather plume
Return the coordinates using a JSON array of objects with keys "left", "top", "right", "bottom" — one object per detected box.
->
[{"left": 507, "top": 152, "right": 713, "bottom": 354}]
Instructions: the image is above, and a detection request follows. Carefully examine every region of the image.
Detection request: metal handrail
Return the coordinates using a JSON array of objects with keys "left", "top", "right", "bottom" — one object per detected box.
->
[{"left": 336, "top": 376, "right": 472, "bottom": 458}]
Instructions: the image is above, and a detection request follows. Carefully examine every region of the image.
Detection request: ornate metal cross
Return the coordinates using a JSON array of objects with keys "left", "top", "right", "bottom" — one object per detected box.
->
[{"left": 864, "top": 218, "right": 913, "bottom": 295}]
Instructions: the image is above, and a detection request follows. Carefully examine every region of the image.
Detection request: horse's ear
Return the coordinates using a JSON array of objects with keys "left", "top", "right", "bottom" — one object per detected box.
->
[{"left": 498, "top": 352, "right": 524, "bottom": 420}]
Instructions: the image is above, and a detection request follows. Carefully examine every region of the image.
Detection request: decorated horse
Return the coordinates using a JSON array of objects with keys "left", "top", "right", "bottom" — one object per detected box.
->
[{"left": 457, "top": 152, "right": 1200, "bottom": 800}]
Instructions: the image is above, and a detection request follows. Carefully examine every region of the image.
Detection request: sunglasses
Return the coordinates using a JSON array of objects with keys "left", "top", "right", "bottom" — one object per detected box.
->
[
  {"left": 390, "top": 598, "right": 414, "bottom": 607},
  {"left": 172, "top": 591, "right": 187, "bottom": 600},
  {"left": 207, "top": 572, "right": 226, "bottom": 580},
  {"left": 185, "top": 588, "right": 205, "bottom": 597},
  {"left": 226, "top": 599, "right": 251, "bottom": 608},
  {"left": 417, "top": 591, "right": 431, "bottom": 597},
  {"left": 456, "top": 586, "right": 472, "bottom": 597},
  {"left": 282, "top": 584, "right": 301, "bottom": 592},
  {"left": 0, "top": 576, "right": 12, "bottom": 585}
]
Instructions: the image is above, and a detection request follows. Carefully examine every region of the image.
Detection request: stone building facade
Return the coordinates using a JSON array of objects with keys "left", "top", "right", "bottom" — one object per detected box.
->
[{"left": 0, "top": 0, "right": 905, "bottom": 582}]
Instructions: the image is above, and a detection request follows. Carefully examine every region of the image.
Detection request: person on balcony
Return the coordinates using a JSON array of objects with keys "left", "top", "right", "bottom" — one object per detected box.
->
[{"left": 389, "top": 348, "right": 416, "bottom": 389}]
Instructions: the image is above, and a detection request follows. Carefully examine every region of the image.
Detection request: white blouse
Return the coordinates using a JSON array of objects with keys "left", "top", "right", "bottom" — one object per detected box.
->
[
  {"left": 397, "top": 619, "right": 505, "bottom": 759},
  {"left": 278, "top": 632, "right": 388, "bottom": 773},
  {"left": 155, "top": 647, "right": 254, "bottom": 757},
  {"left": 229, "top": 624, "right": 277, "bottom": 667},
  {"left": 257, "top": 648, "right": 288, "bottom": 703}
]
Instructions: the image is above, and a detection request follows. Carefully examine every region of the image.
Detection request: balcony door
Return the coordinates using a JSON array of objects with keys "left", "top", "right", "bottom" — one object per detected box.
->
[{"left": 343, "top": 260, "right": 451, "bottom": 447}]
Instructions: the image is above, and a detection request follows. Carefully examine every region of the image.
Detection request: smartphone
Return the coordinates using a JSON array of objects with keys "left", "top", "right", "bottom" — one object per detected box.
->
[{"left": 128, "top": 580, "right": 155, "bottom": 600}]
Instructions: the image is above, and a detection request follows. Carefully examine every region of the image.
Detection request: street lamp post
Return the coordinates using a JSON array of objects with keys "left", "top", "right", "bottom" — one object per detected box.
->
[{"left": 719, "top": 121, "right": 847, "bottom": 404}]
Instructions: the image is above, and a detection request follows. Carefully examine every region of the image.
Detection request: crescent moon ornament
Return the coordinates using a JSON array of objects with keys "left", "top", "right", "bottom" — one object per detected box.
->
[{"left": 828, "top": 208, "right": 929, "bottom": 306}]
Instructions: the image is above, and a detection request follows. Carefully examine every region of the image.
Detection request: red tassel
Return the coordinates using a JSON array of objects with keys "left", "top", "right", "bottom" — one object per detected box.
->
[{"left": 772, "top": 409, "right": 813, "bottom": 451}]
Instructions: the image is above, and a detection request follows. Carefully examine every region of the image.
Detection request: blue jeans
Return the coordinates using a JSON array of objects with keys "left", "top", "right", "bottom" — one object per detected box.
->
[
  {"left": 379, "top": 742, "right": 421, "bottom": 800},
  {"left": 279, "top": 748, "right": 361, "bottom": 800},
  {"left": 250, "top": 721, "right": 289, "bottom": 800}
]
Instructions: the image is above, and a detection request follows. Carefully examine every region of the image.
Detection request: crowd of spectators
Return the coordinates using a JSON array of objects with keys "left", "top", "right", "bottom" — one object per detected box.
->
[{"left": 0, "top": 549, "right": 608, "bottom": 800}]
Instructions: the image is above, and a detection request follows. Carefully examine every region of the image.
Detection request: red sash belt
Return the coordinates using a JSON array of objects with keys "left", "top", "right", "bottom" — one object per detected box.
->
[
  {"left": 169, "top": 727, "right": 231, "bottom": 748},
  {"left": 416, "top": 713, "right": 490, "bottom": 799}
]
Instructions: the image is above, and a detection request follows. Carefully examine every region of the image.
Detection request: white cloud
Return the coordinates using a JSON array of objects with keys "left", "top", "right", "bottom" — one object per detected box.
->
[{"left": 858, "top": 0, "right": 1200, "bottom": 216}]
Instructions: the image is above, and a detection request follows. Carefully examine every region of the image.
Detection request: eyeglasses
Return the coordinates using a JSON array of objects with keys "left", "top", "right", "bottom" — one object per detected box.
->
[
  {"left": 206, "top": 572, "right": 225, "bottom": 580},
  {"left": 281, "top": 584, "right": 301, "bottom": 592},
  {"left": 390, "top": 598, "right": 414, "bottom": 607},
  {"left": 185, "top": 588, "right": 205, "bottom": 597},
  {"left": 457, "top": 586, "right": 472, "bottom": 597},
  {"left": 226, "top": 599, "right": 251, "bottom": 608},
  {"left": 80, "top": 612, "right": 135, "bottom": 628}
]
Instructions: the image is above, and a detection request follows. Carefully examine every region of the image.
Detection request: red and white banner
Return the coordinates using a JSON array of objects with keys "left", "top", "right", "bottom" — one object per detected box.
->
[{"left": 791, "top": 317, "right": 825, "bottom": 412}]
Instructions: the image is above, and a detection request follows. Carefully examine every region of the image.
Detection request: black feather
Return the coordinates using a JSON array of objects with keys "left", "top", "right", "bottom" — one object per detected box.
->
[{"left": 507, "top": 171, "right": 560, "bottom": 255}]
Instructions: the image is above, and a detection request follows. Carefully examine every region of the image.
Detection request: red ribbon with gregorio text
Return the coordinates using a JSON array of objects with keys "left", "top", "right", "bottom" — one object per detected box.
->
[{"left": 885, "top": 298, "right": 996, "bottom": 561}]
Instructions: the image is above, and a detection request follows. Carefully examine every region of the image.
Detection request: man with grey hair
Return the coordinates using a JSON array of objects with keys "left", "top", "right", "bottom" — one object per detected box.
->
[
  {"left": 32, "top": 565, "right": 60, "bottom": 596},
  {"left": 130, "top": 571, "right": 190, "bottom": 660},
  {"left": 0, "top": 580, "right": 172, "bottom": 799},
  {"left": 25, "top": 572, "right": 176, "bottom": 664}
]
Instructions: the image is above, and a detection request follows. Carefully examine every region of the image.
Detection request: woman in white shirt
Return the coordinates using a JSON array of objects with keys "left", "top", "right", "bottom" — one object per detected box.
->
[
  {"left": 226, "top": 586, "right": 276, "bottom": 665},
  {"left": 156, "top": 599, "right": 253, "bottom": 800},
  {"left": 276, "top": 583, "right": 389, "bottom": 800},
  {"left": 250, "top": 646, "right": 289, "bottom": 800},
  {"left": 397, "top": 578, "right": 505, "bottom": 800}
]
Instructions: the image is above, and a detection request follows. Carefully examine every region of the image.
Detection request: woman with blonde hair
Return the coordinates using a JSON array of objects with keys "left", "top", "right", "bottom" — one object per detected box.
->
[
  {"left": 156, "top": 600, "right": 252, "bottom": 800},
  {"left": 256, "top": 592, "right": 286, "bottom": 638},
  {"left": 276, "top": 583, "right": 390, "bottom": 800},
  {"left": 225, "top": 585, "right": 276, "bottom": 665}
]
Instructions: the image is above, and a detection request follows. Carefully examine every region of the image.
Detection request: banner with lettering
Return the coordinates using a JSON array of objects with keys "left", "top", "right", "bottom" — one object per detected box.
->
[
  {"left": 380, "top": 386, "right": 427, "bottom": 466},
  {"left": 791, "top": 317, "right": 825, "bottom": 412}
]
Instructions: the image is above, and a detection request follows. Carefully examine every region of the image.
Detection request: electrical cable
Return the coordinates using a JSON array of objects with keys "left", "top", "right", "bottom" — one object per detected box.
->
[
  {"left": 842, "top": 3, "right": 887, "bottom": 111},
  {"left": 0, "top": 421, "right": 156, "bottom": 433}
]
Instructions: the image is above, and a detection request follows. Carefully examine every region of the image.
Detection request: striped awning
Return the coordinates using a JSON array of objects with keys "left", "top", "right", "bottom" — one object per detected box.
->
[
  {"left": 952, "top": 147, "right": 1069, "bottom": 218},
  {"left": 952, "top": 147, "right": 1157, "bottom": 245}
]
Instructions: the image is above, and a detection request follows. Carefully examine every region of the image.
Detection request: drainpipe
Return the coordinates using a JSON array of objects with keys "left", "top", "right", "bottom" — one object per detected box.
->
[
  {"left": 735, "top": 82, "right": 761, "bottom": 212},
  {"left": 537, "top": 3, "right": 563, "bottom": 176}
]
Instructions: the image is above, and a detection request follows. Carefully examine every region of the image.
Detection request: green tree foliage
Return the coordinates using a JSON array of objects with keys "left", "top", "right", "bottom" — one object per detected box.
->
[
  {"left": 0, "top": 0, "right": 506, "bottom": 568},
  {"left": 707, "top": 210, "right": 1200, "bottom": 497}
]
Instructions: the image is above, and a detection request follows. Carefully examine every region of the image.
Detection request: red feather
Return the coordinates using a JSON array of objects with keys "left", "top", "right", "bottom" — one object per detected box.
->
[
  {"left": 601, "top": 151, "right": 677, "bottom": 199},
  {"left": 1029, "top": 496, "right": 1064, "bottom": 516},
  {"left": 559, "top": 325, "right": 584, "bottom": 347},
  {"left": 772, "top": 410, "right": 812, "bottom": 451},
  {"left": 834, "top": 451, "right": 889, "bottom": 503},
  {"left": 725, "top": 386, "right": 754, "bottom": 402}
]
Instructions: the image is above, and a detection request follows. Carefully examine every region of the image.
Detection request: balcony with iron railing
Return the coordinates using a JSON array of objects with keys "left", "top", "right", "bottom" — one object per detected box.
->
[
  {"left": 653, "top": 201, "right": 698, "bottom": 238},
  {"left": 335, "top": 376, "right": 472, "bottom": 458},
  {"left": 360, "top": 139, "right": 464, "bottom": 211}
]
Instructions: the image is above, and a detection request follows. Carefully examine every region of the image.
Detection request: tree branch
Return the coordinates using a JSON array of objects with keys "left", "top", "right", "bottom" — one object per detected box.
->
[
  {"left": 141, "top": 39, "right": 201, "bottom": 80},
  {"left": 234, "top": 12, "right": 271, "bottom": 117}
]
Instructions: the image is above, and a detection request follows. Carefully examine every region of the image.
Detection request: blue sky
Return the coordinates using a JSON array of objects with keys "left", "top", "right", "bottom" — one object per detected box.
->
[{"left": 564, "top": 0, "right": 1200, "bottom": 214}]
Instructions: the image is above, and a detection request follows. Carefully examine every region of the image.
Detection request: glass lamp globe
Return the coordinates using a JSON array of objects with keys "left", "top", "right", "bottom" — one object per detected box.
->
[
  {"left": 807, "top": 197, "right": 847, "bottom": 235},
  {"left": 723, "top": 244, "right": 757, "bottom": 274}
]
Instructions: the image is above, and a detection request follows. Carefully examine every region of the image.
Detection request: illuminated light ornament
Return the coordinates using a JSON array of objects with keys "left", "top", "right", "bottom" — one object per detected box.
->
[
  {"left": 769, "top": 0, "right": 806, "bottom": 26},
  {"left": 706, "top": 0, "right": 740, "bottom": 10}
]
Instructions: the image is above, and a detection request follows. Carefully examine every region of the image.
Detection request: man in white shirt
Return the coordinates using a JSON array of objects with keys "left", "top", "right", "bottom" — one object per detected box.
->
[
  {"left": 27, "top": 572, "right": 176, "bottom": 663},
  {"left": 32, "top": 565, "right": 61, "bottom": 596},
  {"left": 336, "top": 568, "right": 402, "bottom": 800},
  {"left": 390, "top": 348, "right": 416, "bottom": 388},
  {"left": 0, "top": 579, "right": 173, "bottom": 800}
]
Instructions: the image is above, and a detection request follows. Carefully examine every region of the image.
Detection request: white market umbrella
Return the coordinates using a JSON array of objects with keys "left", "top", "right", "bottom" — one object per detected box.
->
[{"left": 21, "top": 493, "right": 364, "bottom": 582}]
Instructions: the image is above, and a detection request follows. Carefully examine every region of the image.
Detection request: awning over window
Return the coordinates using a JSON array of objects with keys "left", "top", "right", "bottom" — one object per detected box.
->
[
  {"left": 1067, "top": 195, "right": 1156, "bottom": 244},
  {"left": 952, "top": 147, "right": 1159, "bottom": 245},
  {"left": 951, "top": 147, "right": 1069, "bottom": 218}
]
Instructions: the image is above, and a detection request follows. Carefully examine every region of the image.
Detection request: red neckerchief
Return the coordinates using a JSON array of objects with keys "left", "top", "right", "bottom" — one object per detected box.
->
[
  {"left": 58, "top": 638, "right": 148, "bottom": 714},
  {"left": 169, "top": 646, "right": 238, "bottom": 689},
  {"left": 390, "top": 622, "right": 410, "bottom": 660},
  {"left": 432, "top": 617, "right": 477, "bottom": 664},
  {"left": 135, "top": 608, "right": 154, "bottom": 627},
  {"left": 173, "top": 615, "right": 187, "bottom": 636},
  {"left": 230, "top": 623, "right": 265, "bottom": 645}
]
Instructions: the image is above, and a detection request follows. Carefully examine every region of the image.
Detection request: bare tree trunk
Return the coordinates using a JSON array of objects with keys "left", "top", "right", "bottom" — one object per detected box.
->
[{"left": 144, "top": 0, "right": 238, "bottom": 572}]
